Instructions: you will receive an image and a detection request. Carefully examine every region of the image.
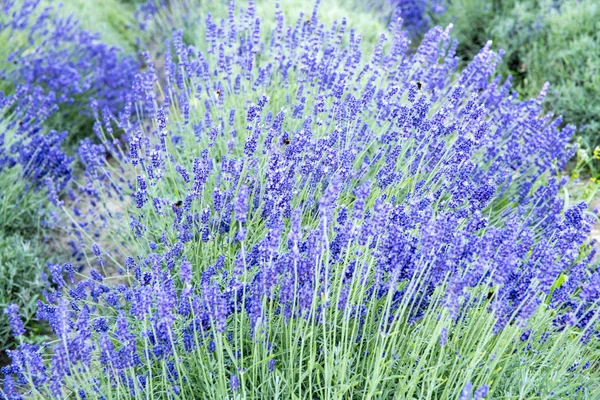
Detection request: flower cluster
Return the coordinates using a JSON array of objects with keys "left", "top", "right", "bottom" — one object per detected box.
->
[{"left": 2, "top": 1, "right": 599, "bottom": 398}]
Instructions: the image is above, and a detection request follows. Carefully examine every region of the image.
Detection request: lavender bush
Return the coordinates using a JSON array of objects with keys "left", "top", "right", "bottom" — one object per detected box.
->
[
  {"left": 0, "top": 0, "right": 138, "bottom": 355},
  {"left": 2, "top": 0, "right": 600, "bottom": 399}
]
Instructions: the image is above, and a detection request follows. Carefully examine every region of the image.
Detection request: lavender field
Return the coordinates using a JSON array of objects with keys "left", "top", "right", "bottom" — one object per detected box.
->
[{"left": 1, "top": 0, "right": 600, "bottom": 398}]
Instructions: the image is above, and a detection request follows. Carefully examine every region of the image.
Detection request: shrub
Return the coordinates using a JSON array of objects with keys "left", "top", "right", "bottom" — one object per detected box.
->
[
  {"left": 0, "top": 97, "right": 60, "bottom": 353},
  {"left": 2, "top": 1, "right": 600, "bottom": 399}
]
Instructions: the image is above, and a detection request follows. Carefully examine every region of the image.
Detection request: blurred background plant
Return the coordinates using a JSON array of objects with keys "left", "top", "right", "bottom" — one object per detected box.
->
[
  {"left": 135, "top": 0, "right": 389, "bottom": 54},
  {"left": 57, "top": 0, "right": 139, "bottom": 52},
  {"left": 356, "top": 0, "right": 447, "bottom": 39}
]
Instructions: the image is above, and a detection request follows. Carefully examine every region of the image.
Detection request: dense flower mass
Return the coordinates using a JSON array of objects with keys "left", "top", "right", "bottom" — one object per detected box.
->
[
  {"left": 0, "top": 87, "right": 72, "bottom": 193},
  {"left": 1, "top": 0, "right": 599, "bottom": 398},
  {"left": 1, "top": 0, "right": 137, "bottom": 115},
  {"left": 0, "top": 0, "right": 138, "bottom": 188}
]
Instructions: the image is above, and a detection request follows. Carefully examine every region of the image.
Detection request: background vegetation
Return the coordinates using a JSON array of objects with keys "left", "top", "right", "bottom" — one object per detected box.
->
[{"left": 433, "top": 0, "right": 600, "bottom": 176}]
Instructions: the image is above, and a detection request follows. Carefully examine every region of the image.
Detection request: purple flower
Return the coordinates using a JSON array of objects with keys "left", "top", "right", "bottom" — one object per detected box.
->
[
  {"left": 235, "top": 185, "right": 249, "bottom": 223},
  {"left": 91, "top": 243, "right": 101, "bottom": 257},
  {"left": 93, "top": 318, "right": 109, "bottom": 333},
  {"left": 459, "top": 382, "right": 473, "bottom": 400},
  {"left": 439, "top": 327, "right": 447, "bottom": 346},
  {"left": 203, "top": 282, "right": 228, "bottom": 332},
  {"left": 44, "top": 177, "right": 63, "bottom": 207},
  {"left": 3, "top": 375, "right": 20, "bottom": 400},
  {"left": 230, "top": 373, "right": 240, "bottom": 392},
  {"left": 180, "top": 259, "right": 192, "bottom": 284},
  {"left": 4, "top": 304, "right": 25, "bottom": 337},
  {"left": 474, "top": 385, "right": 489, "bottom": 399},
  {"left": 90, "top": 269, "right": 104, "bottom": 282}
]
